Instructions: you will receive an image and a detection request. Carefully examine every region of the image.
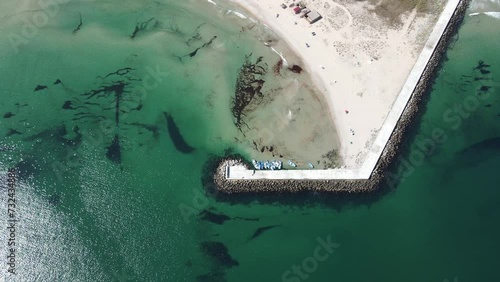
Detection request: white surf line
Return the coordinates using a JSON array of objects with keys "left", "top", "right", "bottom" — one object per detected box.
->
[
  {"left": 484, "top": 11, "right": 500, "bottom": 19},
  {"left": 226, "top": 9, "right": 247, "bottom": 19},
  {"left": 270, "top": 47, "right": 289, "bottom": 67},
  {"left": 469, "top": 11, "right": 500, "bottom": 18}
]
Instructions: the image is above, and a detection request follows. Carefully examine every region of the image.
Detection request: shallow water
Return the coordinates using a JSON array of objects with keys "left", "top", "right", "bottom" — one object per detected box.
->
[{"left": 0, "top": 0, "right": 499, "bottom": 281}]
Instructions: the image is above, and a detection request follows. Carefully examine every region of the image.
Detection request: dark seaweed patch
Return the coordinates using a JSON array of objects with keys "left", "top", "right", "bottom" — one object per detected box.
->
[
  {"left": 288, "top": 64, "right": 303, "bottom": 73},
  {"left": 249, "top": 225, "right": 280, "bottom": 240},
  {"left": 34, "top": 85, "right": 48, "bottom": 92},
  {"left": 24, "top": 125, "right": 81, "bottom": 147},
  {"left": 133, "top": 103, "right": 143, "bottom": 111},
  {"left": 72, "top": 12, "right": 83, "bottom": 35},
  {"left": 452, "top": 137, "right": 500, "bottom": 168},
  {"left": 233, "top": 217, "right": 259, "bottom": 221},
  {"left": 187, "top": 36, "right": 217, "bottom": 58},
  {"left": 196, "top": 271, "right": 226, "bottom": 282},
  {"left": 199, "top": 210, "right": 231, "bottom": 225},
  {"left": 459, "top": 137, "right": 500, "bottom": 154},
  {"left": 106, "top": 134, "right": 121, "bottom": 163},
  {"left": 15, "top": 102, "right": 28, "bottom": 108},
  {"left": 128, "top": 122, "right": 159, "bottom": 139},
  {"left": 231, "top": 54, "right": 267, "bottom": 129},
  {"left": 200, "top": 241, "right": 239, "bottom": 268},
  {"left": 97, "top": 67, "right": 133, "bottom": 80},
  {"left": 273, "top": 59, "right": 284, "bottom": 75},
  {"left": 186, "top": 23, "right": 205, "bottom": 46},
  {"left": 85, "top": 83, "right": 125, "bottom": 124},
  {"left": 62, "top": 67, "right": 144, "bottom": 163},
  {"left": 479, "top": 85, "right": 492, "bottom": 92},
  {"left": 474, "top": 77, "right": 491, "bottom": 81},
  {"left": 24, "top": 125, "right": 66, "bottom": 141},
  {"left": 3, "top": 112, "right": 15, "bottom": 118},
  {"left": 84, "top": 101, "right": 100, "bottom": 106},
  {"left": 15, "top": 158, "right": 38, "bottom": 180},
  {"left": 130, "top": 17, "right": 156, "bottom": 39},
  {"left": 71, "top": 113, "right": 106, "bottom": 122},
  {"left": 48, "top": 193, "right": 61, "bottom": 205},
  {"left": 62, "top": 101, "right": 75, "bottom": 110},
  {"left": 163, "top": 112, "right": 195, "bottom": 153},
  {"left": 474, "top": 60, "right": 491, "bottom": 70},
  {"left": 6, "top": 129, "right": 22, "bottom": 137}
]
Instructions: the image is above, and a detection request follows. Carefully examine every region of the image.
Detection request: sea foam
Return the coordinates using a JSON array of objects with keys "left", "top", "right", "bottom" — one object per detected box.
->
[
  {"left": 484, "top": 11, "right": 500, "bottom": 19},
  {"left": 226, "top": 9, "right": 247, "bottom": 19}
]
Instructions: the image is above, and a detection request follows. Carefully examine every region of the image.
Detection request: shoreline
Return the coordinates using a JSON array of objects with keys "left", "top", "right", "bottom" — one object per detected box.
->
[
  {"left": 224, "top": 0, "right": 441, "bottom": 168},
  {"left": 205, "top": 0, "right": 344, "bottom": 168},
  {"left": 225, "top": 0, "right": 349, "bottom": 167},
  {"left": 212, "top": 0, "right": 470, "bottom": 193}
]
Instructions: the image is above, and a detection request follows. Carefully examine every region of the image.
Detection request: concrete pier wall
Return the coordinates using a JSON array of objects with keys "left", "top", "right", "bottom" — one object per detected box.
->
[{"left": 215, "top": 0, "right": 470, "bottom": 193}]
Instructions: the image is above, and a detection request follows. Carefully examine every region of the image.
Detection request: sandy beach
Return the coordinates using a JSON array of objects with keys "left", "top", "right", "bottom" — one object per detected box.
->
[{"left": 226, "top": 0, "right": 446, "bottom": 168}]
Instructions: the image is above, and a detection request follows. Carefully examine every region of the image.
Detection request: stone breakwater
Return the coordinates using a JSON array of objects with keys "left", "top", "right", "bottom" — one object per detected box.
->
[{"left": 213, "top": 0, "right": 470, "bottom": 194}]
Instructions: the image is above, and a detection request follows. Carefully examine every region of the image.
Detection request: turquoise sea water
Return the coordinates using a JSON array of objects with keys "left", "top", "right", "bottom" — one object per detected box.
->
[{"left": 1, "top": 0, "right": 499, "bottom": 281}]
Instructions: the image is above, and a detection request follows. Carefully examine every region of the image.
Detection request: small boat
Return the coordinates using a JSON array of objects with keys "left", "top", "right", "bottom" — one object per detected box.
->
[
  {"left": 253, "top": 159, "right": 282, "bottom": 170},
  {"left": 288, "top": 160, "right": 297, "bottom": 168},
  {"left": 252, "top": 159, "right": 262, "bottom": 170},
  {"left": 308, "top": 163, "right": 314, "bottom": 168}
]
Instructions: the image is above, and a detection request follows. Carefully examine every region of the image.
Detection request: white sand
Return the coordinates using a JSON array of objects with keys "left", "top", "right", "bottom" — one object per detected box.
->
[{"left": 228, "top": 0, "right": 443, "bottom": 168}]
